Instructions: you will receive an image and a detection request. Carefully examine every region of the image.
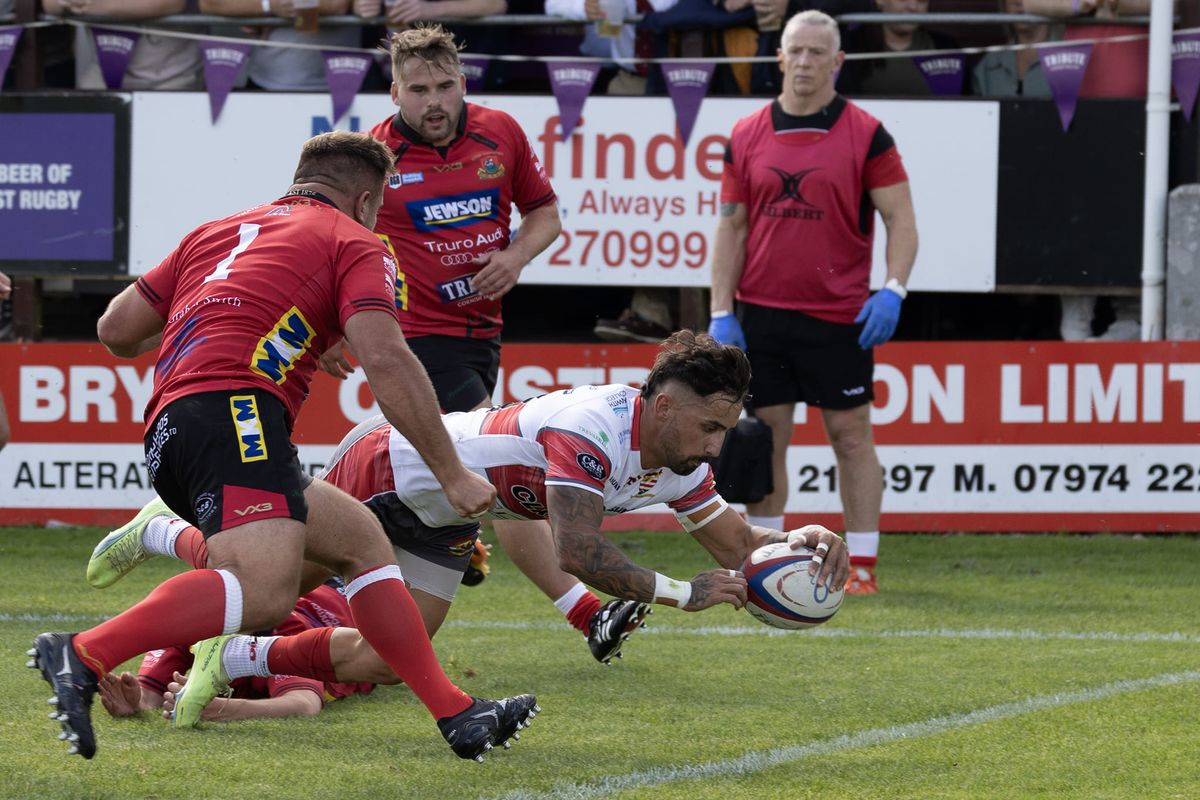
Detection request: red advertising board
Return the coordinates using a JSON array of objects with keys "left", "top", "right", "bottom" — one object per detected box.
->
[{"left": 1, "top": 341, "right": 1197, "bottom": 532}]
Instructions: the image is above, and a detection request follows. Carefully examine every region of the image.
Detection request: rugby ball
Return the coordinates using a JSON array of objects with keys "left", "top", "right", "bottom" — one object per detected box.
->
[{"left": 741, "top": 542, "right": 844, "bottom": 629}]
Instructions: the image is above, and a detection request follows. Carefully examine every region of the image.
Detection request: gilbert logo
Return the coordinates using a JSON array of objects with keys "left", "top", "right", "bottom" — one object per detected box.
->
[{"left": 234, "top": 502, "right": 274, "bottom": 517}]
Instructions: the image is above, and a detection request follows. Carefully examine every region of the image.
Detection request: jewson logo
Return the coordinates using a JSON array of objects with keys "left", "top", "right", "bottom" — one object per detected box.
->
[
  {"left": 250, "top": 306, "right": 315, "bottom": 384},
  {"left": 230, "top": 395, "right": 268, "bottom": 463},
  {"left": 406, "top": 188, "right": 500, "bottom": 233}
]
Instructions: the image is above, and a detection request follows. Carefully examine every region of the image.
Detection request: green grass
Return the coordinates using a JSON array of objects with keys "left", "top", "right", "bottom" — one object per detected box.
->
[{"left": 1, "top": 528, "right": 1198, "bottom": 799}]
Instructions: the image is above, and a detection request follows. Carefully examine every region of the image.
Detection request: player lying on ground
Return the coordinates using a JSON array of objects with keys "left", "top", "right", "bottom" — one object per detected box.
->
[
  {"left": 97, "top": 582, "right": 375, "bottom": 723},
  {"left": 89, "top": 332, "right": 850, "bottom": 696},
  {"left": 29, "top": 132, "right": 533, "bottom": 763}
]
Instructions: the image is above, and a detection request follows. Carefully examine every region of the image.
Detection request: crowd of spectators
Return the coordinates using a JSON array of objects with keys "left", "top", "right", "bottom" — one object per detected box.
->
[
  {"left": 4, "top": 0, "right": 1164, "bottom": 101},
  {"left": 2, "top": 0, "right": 1187, "bottom": 344}
]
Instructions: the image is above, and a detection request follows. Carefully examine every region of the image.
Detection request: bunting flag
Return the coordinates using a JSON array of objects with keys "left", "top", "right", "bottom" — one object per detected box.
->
[
  {"left": 322, "top": 51, "right": 373, "bottom": 124},
  {"left": 1171, "top": 31, "right": 1200, "bottom": 123},
  {"left": 1038, "top": 42, "right": 1093, "bottom": 131},
  {"left": 200, "top": 41, "right": 251, "bottom": 124},
  {"left": 547, "top": 61, "right": 600, "bottom": 141},
  {"left": 91, "top": 27, "right": 140, "bottom": 91},
  {"left": 913, "top": 53, "right": 965, "bottom": 96},
  {"left": 663, "top": 62, "right": 715, "bottom": 146},
  {"left": 461, "top": 55, "right": 489, "bottom": 93},
  {"left": 0, "top": 27, "right": 21, "bottom": 94}
]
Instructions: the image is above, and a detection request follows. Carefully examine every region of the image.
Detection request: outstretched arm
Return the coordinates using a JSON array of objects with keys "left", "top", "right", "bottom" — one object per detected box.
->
[
  {"left": 686, "top": 504, "right": 849, "bottom": 592},
  {"left": 548, "top": 486, "right": 747, "bottom": 611}
]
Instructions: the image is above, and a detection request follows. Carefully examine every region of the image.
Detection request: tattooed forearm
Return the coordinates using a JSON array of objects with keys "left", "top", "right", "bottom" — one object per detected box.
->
[
  {"left": 548, "top": 486, "right": 655, "bottom": 601},
  {"left": 719, "top": 202, "right": 739, "bottom": 217}
]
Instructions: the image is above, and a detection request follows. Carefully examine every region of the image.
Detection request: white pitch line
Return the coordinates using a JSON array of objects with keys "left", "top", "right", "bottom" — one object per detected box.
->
[
  {"left": 485, "top": 670, "right": 1200, "bottom": 800},
  {"left": 443, "top": 619, "right": 1200, "bottom": 645},
  {"left": 3, "top": 613, "right": 1198, "bottom": 645}
]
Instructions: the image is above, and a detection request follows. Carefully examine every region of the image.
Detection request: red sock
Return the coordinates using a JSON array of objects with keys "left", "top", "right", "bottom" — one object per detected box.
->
[
  {"left": 346, "top": 565, "right": 470, "bottom": 719},
  {"left": 174, "top": 525, "right": 210, "bottom": 569},
  {"left": 73, "top": 570, "right": 227, "bottom": 676},
  {"left": 565, "top": 592, "right": 602, "bottom": 634},
  {"left": 265, "top": 627, "right": 338, "bottom": 683},
  {"left": 850, "top": 555, "right": 878, "bottom": 568}
]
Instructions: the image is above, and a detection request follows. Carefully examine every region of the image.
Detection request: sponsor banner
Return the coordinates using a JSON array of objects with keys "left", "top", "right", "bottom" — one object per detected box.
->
[
  {"left": 128, "top": 93, "right": 998, "bottom": 292},
  {"left": 3, "top": 341, "right": 1194, "bottom": 530},
  {"left": 0, "top": 113, "right": 116, "bottom": 262}
]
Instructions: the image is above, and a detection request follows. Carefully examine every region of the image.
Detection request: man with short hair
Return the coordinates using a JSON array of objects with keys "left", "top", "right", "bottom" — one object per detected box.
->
[
  {"left": 327, "top": 26, "right": 645, "bottom": 662},
  {"left": 90, "top": 332, "right": 850, "bottom": 693},
  {"left": 30, "top": 131, "right": 536, "bottom": 763},
  {"left": 707, "top": 11, "right": 919, "bottom": 595}
]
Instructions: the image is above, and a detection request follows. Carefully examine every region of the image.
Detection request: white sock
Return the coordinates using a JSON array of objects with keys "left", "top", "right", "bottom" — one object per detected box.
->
[
  {"left": 222, "top": 634, "right": 277, "bottom": 679},
  {"left": 746, "top": 515, "right": 785, "bottom": 531},
  {"left": 142, "top": 517, "right": 188, "bottom": 557},
  {"left": 845, "top": 531, "right": 880, "bottom": 559},
  {"left": 214, "top": 569, "right": 244, "bottom": 635},
  {"left": 553, "top": 582, "right": 589, "bottom": 617}
]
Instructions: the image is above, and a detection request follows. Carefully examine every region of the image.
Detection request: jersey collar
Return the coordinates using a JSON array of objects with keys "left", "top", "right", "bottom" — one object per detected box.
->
[
  {"left": 279, "top": 189, "right": 338, "bottom": 209},
  {"left": 389, "top": 101, "right": 469, "bottom": 151},
  {"left": 630, "top": 394, "right": 643, "bottom": 454},
  {"left": 770, "top": 94, "right": 846, "bottom": 133}
]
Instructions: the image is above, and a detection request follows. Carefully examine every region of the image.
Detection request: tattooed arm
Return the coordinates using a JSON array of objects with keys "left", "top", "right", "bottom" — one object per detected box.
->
[
  {"left": 547, "top": 486, "right": 748, "bottom": 611},
  {"left": 548, "top": 485, "right": 654, "bottom": 600}
]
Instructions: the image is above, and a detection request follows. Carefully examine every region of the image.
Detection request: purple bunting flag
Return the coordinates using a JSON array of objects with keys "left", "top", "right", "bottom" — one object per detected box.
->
[
  {"left": 0, "top": 27, "right": 22, "bottom": 95},
  {"left": 547, "top": 60, "right": 600, "bottom": 141},
  {"left": 91, "top": 27, "right": 140, "bottom": 91},
  {"left": 1171, "top": 32, "right": 1200, "bottom": 123},
  {"left": 913, "top": 53, "right": 964, "bottom": 96},
  {"left": 663, "top": 62, "right": 715, "bottom": 146},
  {"left": 1038, "top": 42, "right": 1093, "bottom": 131},
  {"left": 200, "top": 40, "right": 251, "bottom": 123},
  {"left": 322, "top": 51, "right": 373, "bottom": 124},
  {"left": 461, "top": 55, "right": 489, "bottom": 93}
]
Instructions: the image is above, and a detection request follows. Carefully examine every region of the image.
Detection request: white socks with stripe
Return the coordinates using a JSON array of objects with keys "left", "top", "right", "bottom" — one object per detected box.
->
[
  {"left": 142, "top": 516, "right": 190, "bottom": 558},
  {"left": 222, "top": 634, "right": 277, "bottom": 680}
]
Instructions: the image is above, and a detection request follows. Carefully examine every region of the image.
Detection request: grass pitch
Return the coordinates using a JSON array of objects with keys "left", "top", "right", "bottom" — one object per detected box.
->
[{"left": 0, "top": 527, "right": 1197, "bottom": 800}]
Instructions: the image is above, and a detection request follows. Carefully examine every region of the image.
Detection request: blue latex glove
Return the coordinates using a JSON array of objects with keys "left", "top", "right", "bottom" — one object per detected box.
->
[
  {"left": 854, "top": 287, "right": 903, "bottom": 349},
  {"left": 708, "top": 314, "right": 747, "bottom": 350}
]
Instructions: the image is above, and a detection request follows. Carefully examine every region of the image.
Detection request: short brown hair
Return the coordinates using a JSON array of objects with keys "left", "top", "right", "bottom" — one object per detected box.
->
[
  {"left": 389, "top": 24, "right": 462, "bottom": 81},
  {"left": 293, "top": 131, "right": 395, "bottom": 198},
  {"left": 640, "top": 330, "right": 751, "bottom": 405}
]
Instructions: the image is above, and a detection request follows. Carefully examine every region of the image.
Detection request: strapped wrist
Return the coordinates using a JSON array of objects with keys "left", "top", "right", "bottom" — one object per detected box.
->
[
  {"left": 884, "top": 278, "right": 907, "bottom": 300},
  {"left": 653, "top": 572, "right": 692, "bottom": 608},
  {"left": 710, "top": 310, "right": 733, "bottom": 319}
]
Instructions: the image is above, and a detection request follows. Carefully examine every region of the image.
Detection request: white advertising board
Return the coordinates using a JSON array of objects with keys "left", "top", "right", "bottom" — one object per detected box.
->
[{"left": 130, "top": 93, "right": 997, "bottom": 291}]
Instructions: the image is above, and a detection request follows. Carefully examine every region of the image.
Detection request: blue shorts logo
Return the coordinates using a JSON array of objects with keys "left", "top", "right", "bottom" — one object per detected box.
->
[
  {"left": 407, "top": 188, "right": 500, "bottom": 233},
  {"left": 230, "top": 395, "right": 269, "bottom": 463}
]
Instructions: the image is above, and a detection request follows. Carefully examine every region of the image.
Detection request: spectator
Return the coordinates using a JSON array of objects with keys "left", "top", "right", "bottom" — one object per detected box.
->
[
  {"left": 972, "top": 0, "right": 1056, "bottom": 97},
  {"left": 352, "top": 0, "right": 505, "bottom": 26},
  {"left": 546, "top": 0, "right": 679, "bottom": 96},
  {"left": 1024, "top": 0, "right": 1152, "bottom": 99},
  {"left": 200, "top": 0, "right": 357, "bottom": 92},
  {"left": 42, "top": 0, "right": 204, "bottom": 90},
  {"left": 707, "top": 11, "right": 918, "bottom": 595},
  {"left": 1024, "top": 0, "right": 1150, "bottom": 339},
  {"left": 836, "top": 0, "right": 962, "bottom": 96}
]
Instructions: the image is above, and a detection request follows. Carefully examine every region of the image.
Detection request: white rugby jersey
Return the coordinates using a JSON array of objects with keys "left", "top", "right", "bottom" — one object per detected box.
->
[{"left": 321, "top": 384, "right": 725, "bottom": 530}]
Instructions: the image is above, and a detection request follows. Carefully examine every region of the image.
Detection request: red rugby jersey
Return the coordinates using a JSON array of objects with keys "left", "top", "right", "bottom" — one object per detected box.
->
[
  {"left": 720, "top": 97, "right": 908, "bottom": 324},
  {"left": 368, "top": 102, "right": 556, "bottom": 340},
  {"left": 135, "top": 195, "right": 399, "bottom": 431}
]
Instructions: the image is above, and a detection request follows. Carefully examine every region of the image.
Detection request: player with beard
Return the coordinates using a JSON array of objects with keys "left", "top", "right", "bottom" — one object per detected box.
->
[
  {"left": 319, "top": 26, "right": 651, "bottom": 664},
  {"left": 89, "top": 332, "right": 849, "bottom": 690}
]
